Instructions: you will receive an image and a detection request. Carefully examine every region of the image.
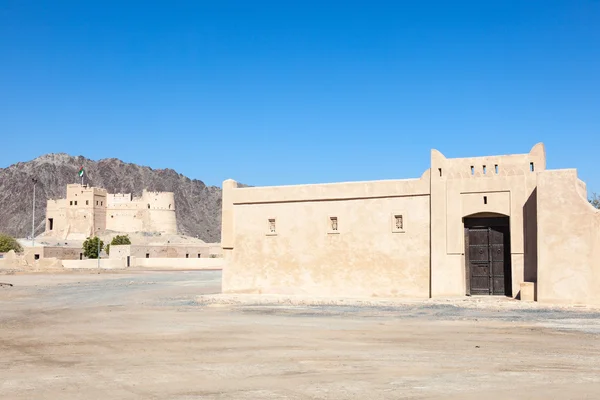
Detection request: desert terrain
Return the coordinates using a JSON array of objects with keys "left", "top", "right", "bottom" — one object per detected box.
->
[{"left": 1, "top": 270, "right": 600, "bottom": 399}]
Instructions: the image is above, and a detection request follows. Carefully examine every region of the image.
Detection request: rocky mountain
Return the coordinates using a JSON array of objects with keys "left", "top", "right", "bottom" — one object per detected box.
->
[{"left": 0, "top": 153, "right": 229, "bottom": 242}]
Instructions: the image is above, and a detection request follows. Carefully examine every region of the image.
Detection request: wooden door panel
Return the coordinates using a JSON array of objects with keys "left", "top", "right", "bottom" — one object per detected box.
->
[
  {"left": 491, "top": 261, "right": 505, "bottom": 276},
  {"left": 490, "top": 245, "right": 504, "bottom": 261},
  {"left": 492, "top": 277, "right": 506, "bottom": 295},
  {"left": 467, "top": 222, "right": 509, "bottom": 296},
  {"left": 471, "top": 264, "right": 489, "bottom": 275},
  {"left": 469, "top": 246, "right": 489, "bottom": 262},
  {"left": 489, "top": 228, "right": 504, "bottom": 244},
  {"left": 468, "top": 230, "right": 489, "bottom": 245}
]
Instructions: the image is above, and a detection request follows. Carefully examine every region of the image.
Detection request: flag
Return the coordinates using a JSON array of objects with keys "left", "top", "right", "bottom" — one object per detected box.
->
[{"left": 78, "top": 166, "right": 84, "bottom": 177}]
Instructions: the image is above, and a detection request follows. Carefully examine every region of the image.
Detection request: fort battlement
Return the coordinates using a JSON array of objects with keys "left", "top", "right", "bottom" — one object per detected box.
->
[{"left": 44, "top": 184, "right": 177, "bottom": 240}]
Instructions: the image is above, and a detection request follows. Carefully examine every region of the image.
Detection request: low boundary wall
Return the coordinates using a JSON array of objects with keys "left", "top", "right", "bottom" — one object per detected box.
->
[
  {"left": 62, "top": 259, "right": 125, "bottom": 269},
  {"left": 61, "top": 257, "right": 223, "bottom": 270},
  {"left": 132, "top": 257, "right": 223, "bottom": 270}
]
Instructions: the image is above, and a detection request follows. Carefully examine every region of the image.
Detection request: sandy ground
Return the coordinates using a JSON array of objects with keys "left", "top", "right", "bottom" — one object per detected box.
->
[{"left": 1, "top": 271, "right": 600, "bottom": 399}]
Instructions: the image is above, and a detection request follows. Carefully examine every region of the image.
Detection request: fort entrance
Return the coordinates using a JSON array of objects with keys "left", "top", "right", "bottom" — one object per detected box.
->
[{"left": 464, "top": 216, "right": 512, "bottom": 296}]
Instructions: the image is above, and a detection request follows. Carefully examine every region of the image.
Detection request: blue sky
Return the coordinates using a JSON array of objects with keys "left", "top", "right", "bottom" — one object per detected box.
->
[{"left": 1, "top": 1, "right": 599, "bottom": 193}]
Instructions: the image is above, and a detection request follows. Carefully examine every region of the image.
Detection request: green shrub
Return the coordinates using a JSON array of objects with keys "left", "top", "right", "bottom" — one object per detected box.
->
[
  {"left": 83, "top": 236, "right": 104, "bottom": 259},
  {"left": 105, "top": 235, "right": 132, "bottom": 255},
  {"left": 0, "top": 233, "right": 23, "bottom": 253}
]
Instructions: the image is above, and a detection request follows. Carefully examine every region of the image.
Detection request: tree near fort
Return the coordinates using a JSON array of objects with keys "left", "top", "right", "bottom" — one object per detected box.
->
[
  {"left": 590, "top": 193, "right": 600, "bottom": 209},
  {"left": 0, "top": 233, "right": 23, "bottom": 253},
  {"left": 105, "top": 235, "right": 131, "bottom": 255},
  {"left": 83, "top": 236, "right": 104, "bottom": 259}
]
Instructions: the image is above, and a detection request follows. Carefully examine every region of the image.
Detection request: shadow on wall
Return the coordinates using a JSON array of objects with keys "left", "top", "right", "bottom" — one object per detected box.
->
[{"left": 523, "top": 188, "right": 538, "bottom": 300}]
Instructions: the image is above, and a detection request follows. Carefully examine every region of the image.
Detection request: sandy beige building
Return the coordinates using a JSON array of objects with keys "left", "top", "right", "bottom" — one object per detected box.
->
[
  {"left": 221, "top": 143, "right": 600, "bottom": 306},
  {"left": 44, "top": 184, "right": 177, "bottom": 240}
]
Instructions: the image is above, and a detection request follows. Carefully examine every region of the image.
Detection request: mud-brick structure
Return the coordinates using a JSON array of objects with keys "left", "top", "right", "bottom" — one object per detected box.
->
[
  {"left": 221, "top": 143, "right": 600, "bottom": 306},
  {"left": 45, "top": 184, "right": 177, "bottom": 240}
]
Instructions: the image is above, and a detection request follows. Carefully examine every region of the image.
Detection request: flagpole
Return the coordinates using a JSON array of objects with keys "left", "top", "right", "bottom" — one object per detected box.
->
[{"left": 32, "top": 178, "right": 37, "bottom": 247}]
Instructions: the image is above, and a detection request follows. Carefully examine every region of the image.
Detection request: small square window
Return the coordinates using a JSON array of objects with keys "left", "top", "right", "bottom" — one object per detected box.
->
[
  {"left": 74, "top": 201, "right": 77, "bottom": 206},
  {"left": 327, "top": 216, "right": 340, "bottom": 234},
  {"left": 146, "top": 253, "right": 150, "bottom": 258},
  {"left": 86, "top": 200, "right": 89, "bottom": 205},
  {"left": 197, "top": 254, "right": 201, "bottom": 258},
  {"left": 34, "top": 254, "right": 40, "bottom": 260},
  {"left": 70, "top": 201, "right": 73, "bottom": 206},
  {"left": 391, "top": 213, "right": 406, "bottom": 233},
  {"left": 266, "top": 218, "right": 277, "bottom": 235},
  {"left": 186, "top": 253, "right": 189, "bottom": 258}
]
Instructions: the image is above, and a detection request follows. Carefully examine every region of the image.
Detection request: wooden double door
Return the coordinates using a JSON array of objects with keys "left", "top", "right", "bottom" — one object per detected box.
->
[{"left": 465, "top": 217, "right": 512, "bottom": 296}]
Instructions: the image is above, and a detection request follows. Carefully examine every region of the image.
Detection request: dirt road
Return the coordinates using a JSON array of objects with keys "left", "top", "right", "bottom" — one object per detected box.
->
[{"left": 1, "top": 271, "right": 600, "bottom": 399}]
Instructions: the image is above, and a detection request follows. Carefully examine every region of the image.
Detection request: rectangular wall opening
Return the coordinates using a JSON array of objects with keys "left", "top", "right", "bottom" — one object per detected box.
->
[
  {"left": 268, "top": 218, "right": 276, "bottom": 234},
  {"left": 330, "top": 217, "right": 338, "bottom": 231},
  {"left": 48, "top": 218, "right": 54, "bottom": 231}
]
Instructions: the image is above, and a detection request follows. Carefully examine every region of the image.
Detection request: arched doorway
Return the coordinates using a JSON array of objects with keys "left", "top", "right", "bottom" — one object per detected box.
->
[{"left": 464, "top": 213, "right": 512, "bottom": 296}]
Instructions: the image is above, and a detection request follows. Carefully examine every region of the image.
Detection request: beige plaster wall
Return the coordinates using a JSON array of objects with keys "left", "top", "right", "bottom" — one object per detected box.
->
[
  {"left": 222, "top": 173, "right": 431, "bottom": 298},
  {"left": 62, "top": 258, "right": 125, "bottom": 269},
  {"left": 108, "top": 244, "right": 131, "bottom": 259},
  {"left": 46, "top": 199, "right": 67, "bottom": 236},
  {"left": 0, "top": 250, "right": 63, "bottom": 270},
  {"left": 221, "top": 142, "right": 598, "bottom": 305},
  {"left": 0, "top": 250, "right": 23, "bottom": 268},
  {"left": 45, "top": 184, "right": 107, "bottom": 240},
  {"left": 132, "top": 257, "right": 223, "bottom": 270},
  {"left": 430, "top": 143, "right": 545, "bottom": 298},
  {"left": 536, "top": 169, "right": 600, "bottom": 306},
  {"left": 106, "top": 190, "right": 176, "bottom": 234},
  {"left": 109, "top": 244, "right": 221, "bottom": 260}
]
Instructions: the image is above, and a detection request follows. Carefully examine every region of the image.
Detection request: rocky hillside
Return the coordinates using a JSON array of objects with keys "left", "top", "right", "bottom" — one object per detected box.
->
[{"left": 0, "top": 153, "right": 227, "bottom": 242}]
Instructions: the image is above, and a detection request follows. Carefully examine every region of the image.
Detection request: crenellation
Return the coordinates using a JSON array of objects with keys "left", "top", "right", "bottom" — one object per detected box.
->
[{"left": 43, "top": 184, "right": 177, "bottom": 240}]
